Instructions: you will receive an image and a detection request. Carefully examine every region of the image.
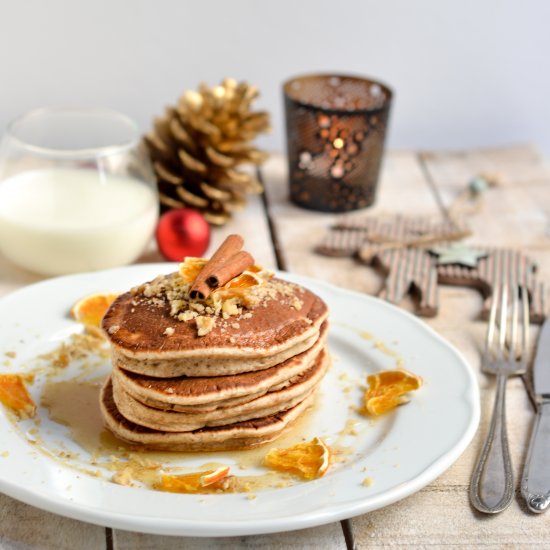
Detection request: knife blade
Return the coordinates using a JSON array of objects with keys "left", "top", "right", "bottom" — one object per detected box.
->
[
  {"left": 521, "top": 314, "right": 550, "bottom": 513},
  {"left": 533, "top": 315, "right": 550, "bottom": 396}
]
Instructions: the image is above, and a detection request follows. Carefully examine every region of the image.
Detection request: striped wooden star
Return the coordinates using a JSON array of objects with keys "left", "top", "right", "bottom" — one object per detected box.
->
[{"left": 430, "top": 243, "right": 488, "bottom": 268}]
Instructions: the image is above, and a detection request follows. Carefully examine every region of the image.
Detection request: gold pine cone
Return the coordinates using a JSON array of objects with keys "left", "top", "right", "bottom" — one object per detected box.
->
[{"left": 144, "top": 78, "right": 271, "bottom": 225}]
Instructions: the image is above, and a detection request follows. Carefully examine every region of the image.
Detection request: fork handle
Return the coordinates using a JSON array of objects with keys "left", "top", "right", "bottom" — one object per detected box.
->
[
  {"left": 521, "top": 400, "right": 550, "bottom": 513},
  {"left": 470, "top": 373, "right": 514, "bottom": 513}
]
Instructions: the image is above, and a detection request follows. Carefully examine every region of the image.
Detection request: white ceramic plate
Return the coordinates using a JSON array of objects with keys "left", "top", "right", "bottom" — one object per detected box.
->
[{"left": 0, "top": 264, "right": 479, "bottom": 536}]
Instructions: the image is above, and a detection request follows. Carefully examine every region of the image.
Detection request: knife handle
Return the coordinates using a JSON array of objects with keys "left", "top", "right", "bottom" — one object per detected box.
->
[{"left": 522, "top": 400, "right": 550, "bottom": 513}]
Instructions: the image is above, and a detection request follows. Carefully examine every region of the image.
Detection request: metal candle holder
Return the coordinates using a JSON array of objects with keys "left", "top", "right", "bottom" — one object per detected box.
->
[{"left": 283, "top": 74, "right": 393, "bottom": 212}]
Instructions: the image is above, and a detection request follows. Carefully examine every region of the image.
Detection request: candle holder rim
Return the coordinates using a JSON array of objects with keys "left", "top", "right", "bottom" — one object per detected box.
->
[
  {"left": 283, "top": 72, "right": 393, "bottom": 114},
  {"left": 4, "top": 106, "right": 142, "bottom": 159}
]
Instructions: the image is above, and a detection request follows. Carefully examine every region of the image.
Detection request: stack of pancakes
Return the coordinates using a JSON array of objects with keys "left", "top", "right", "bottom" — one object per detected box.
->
[{"left": 100, "top": 275, "right": 329, "bottom": 451}]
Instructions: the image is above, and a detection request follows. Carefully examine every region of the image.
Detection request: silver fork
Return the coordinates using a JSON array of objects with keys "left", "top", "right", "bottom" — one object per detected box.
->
[{"left": 470, "top": 283, "right": 530, "bottom": 513}]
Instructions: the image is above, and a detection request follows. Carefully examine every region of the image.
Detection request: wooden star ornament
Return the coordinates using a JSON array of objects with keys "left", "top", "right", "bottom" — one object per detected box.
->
[{"left": 430, "top": 244, "right": 488, "bottom": 268}]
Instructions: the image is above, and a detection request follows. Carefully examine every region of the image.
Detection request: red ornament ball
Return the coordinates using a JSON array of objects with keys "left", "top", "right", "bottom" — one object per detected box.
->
[{"left": 156, "top": 208, "right": 210, "bottom": 261}]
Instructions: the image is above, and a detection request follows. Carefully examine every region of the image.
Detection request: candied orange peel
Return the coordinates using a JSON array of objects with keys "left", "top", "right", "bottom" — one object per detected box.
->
[
  {"left": 264, "top": 437, "right": 331, "bottom": 480},
  {"left": 155, "top": 466, "right": 232, "bottom": 494},
  {"left": 179, "top": 257, "right": 272, "bottom": 301},
  {"left": 179, "top": 257, "right": 208, "bottom": 284},
  {"left": 71, "top": 293, "right": 118, "bottom": 327},
  {"left": 0, "top": 374, "right": 37, "bottom": 419},
  {"left": 362, "top": 369, "right": 422, "bottom": 416}
]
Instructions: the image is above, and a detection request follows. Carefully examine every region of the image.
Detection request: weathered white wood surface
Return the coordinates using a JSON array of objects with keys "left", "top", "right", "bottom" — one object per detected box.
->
[
  {"left": 112, "top": 523, "right": 347, "bottom": 550},
  {"left": 1, "top": 146, "right": 550, "bottom": 548},
  {"left": 0, "top": 495, "right": 105, "bottom": 550}
]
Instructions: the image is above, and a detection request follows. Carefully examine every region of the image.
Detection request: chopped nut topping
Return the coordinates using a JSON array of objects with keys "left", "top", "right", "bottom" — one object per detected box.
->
[
  {"left": 38, "top": 332, "right": 109, "bottom": 373},
  {"left": 163, "top": 327, "right": 175, "bottom": 336},
  {"left": 128, "top": 259, "right": 306, "bottom": 337},
  {"left": 196, "top": 316, "right": 215, "bottom": 336},
  {"left": 362, "top": 477, "right": 374, "bottom": 487},
  {"left": 112, "top": 468, "right": 134, "bottom": 487},
  {"left": 222, "top": 298, "right": 241, "bottom": 317},
  {"left": 177, "top": 310, "right": 198, "bottom": 322}
]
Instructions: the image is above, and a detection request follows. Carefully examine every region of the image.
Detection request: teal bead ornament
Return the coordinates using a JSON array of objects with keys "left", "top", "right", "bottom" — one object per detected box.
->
[{"left": 468, "top": 176, "right": 489, "bottom": 195}]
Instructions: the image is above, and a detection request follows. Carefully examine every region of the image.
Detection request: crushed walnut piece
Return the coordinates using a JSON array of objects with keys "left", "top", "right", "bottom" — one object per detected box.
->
[
  {"left": 112, "top": 468, "right": 134, "bottom": 487},
  {"left": 39, "top": 332, "right": 109, "bottom": 367},
  {"left": 222, "top": 298, "right": 241, "bottom": 317},
  {"left": 196, "top": 316, "right": 215, "bottom": 336},
  {"left": 178, "top": 310, "right": 198, "bottom": 322},
  {"left": 163, "top": 327, "right": 175, "bottom": 336}
]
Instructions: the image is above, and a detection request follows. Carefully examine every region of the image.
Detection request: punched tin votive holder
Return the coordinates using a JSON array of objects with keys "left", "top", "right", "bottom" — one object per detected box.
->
[{"left": 284, "top": 74, "right": 393, "bottom": 212}]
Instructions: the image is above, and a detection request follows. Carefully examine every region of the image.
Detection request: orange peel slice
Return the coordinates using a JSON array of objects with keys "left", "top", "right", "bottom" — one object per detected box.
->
[
  {"left": 0, "top": 374, "right": 37, "bottom": 419},
  {"left": 264, "top": 437, "right": 331, "bottom": 480},
  {"left": 71, "top": 293, "right": 118, "bottom": 327},
  {"left": 155, "top": 466, "right": 231, "bottom": 494},
  {"left": 179, "top": 256, "right": 273, "bottom": 303},
  {"left": 362, "top": 369, "right": 423, "bottom": 416},
  {"left": 179, "top": 257, "right": 208, "bottom": 284},
  {"left": 212, "top": 271, "right": 264, "bottom": 302}
]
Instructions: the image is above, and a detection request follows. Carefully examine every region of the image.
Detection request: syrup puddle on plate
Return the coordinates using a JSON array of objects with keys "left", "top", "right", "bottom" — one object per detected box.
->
[
  {"left": 4, "top": 323, "right": 402, "bottom": 494},
  {"left": 36, "top": 376, "right": 328, "bottom": 492}
]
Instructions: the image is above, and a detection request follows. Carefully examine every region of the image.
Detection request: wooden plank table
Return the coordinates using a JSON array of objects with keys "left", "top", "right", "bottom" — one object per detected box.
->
[{"left": 1, "top": 145, "right": 549, "bottom": 549}]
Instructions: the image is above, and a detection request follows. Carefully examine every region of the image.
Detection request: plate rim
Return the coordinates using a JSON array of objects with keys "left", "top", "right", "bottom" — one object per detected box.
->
[{"left": 0, "top": 263, "right": 480, "bottom": 536}]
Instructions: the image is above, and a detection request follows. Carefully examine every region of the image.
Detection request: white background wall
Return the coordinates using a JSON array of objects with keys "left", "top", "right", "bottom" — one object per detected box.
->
[{"left": 1, "top": 0, "right": 549, "bottom": 156}]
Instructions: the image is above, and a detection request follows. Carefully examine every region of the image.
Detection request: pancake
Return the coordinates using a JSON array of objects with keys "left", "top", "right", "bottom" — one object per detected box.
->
[
  {"left": 100, "top": 377, "right": 317, "bottom": 452},
  {"left": 111, "top": 330, "right": 321, "bottom": 378},
  {"left": 114, "top": 321, "right": 329, "bottom": 410},
  {"left": 114, "top": 387, "right": 266, "bottom": 415},
  {"left": 102, "top": 276, "right": 328, "bottom": 377},
  {"left": 112, "top": 348, "right": 329, "bottom": 432}
]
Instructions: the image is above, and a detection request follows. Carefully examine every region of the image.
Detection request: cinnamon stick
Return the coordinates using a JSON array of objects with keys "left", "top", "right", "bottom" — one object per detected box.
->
[
  {"left": 189, "top": 234, "right": 253, "bottom": 300},
  {"left": 207, "top": 250, "right": 254, "bottom": 288}
]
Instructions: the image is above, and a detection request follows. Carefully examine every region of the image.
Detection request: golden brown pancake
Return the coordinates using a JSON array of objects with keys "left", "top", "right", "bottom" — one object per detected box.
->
[
  {"left": 100, "top": 377, "right": 317, "bottom": 452},
  {"left": 112, "top": 348, "right": 328, "bottom": 432},
  {"left": 110, "top": 331, "right": 321, "bottom": 378},
  {"left": 113, "top": 321, "right": 328, "bottom": 410},
  {"left": 102, "top": 277, "right": 328, "bottom": 376}
]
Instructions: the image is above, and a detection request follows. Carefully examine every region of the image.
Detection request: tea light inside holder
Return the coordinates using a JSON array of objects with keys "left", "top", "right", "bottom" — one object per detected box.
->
[{"left": 283, "top": 74, "right": 393, "bottom": 212}]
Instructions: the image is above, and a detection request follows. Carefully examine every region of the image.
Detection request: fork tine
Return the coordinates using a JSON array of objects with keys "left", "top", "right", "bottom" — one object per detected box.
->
[
  {"left": 485, "top": 285, "right": 499, "bottom": 361},
  {"left": 509, "top": 284, "right": 519, "bottom": 360},
  {"left": 497, "top": 283, "right": 508, "bottom": 360},
  {"left": 520, "top": 285, "right": 530, "bottom": 366}
]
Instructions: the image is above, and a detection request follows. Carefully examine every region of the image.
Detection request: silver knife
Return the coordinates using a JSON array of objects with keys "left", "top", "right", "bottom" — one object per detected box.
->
[{"left": 522, "top": 314, "right": 550, "bottom": 513}]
